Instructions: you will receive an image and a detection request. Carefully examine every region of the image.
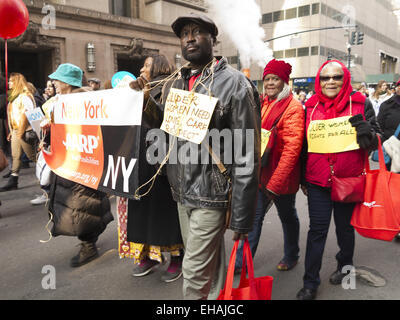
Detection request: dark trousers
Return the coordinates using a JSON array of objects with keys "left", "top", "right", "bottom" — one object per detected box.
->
[
  {"left": 235, "top": 189, "right": 300, "bottom": 269},
  {"left": 303, "top": 183, "right": 356, "bottom": 290}
]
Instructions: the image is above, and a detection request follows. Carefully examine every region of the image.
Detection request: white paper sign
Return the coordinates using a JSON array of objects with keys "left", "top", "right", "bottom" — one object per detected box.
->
[
  {"left": 25, "top": 108, "right": 45, "bottom": 136},
  {"left": 53, "top": 88, "right": 143, "bottom": 126},
  {"left": 160, "top": 88, "right": 218, "bottom": 144}
]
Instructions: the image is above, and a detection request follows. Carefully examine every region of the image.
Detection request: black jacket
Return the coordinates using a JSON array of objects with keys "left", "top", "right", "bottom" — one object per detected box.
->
[
  {"left": 144, "top": 57, "right": 261, "bottom": 233},
  {"left": 48, "top": 175, "right": 113, "bottom": 239},
  {"left": 377, "top": 95, "right": 400, "bottom": 142},
  {"left": 127, "top": 74, "right": 182, "bottom": 246}
]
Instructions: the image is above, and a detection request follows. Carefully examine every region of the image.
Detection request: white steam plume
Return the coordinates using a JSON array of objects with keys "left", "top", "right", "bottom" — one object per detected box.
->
[
  {"left": 205, "top": 0, "right": 273, "bottom": 69},
  {"left": 392, "top": 0, "right": 400, "bottom": 24}
]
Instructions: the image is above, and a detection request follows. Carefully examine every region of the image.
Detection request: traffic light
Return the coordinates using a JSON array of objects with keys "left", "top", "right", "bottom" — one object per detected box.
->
[
  {"left": 357, "top": 32, "right": 364, "bottom": 45},
  {"left": 350, "top": 31, "right": 357, "bottom": 45}
]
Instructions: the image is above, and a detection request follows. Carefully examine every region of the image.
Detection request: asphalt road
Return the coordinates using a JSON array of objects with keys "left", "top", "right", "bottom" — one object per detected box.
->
[{"left": 0, "top": 166, "right": 399, "bottom": 300}]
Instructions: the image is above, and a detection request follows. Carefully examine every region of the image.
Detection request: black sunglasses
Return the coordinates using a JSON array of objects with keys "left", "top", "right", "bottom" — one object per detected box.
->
[{"left": 320, "top": 75, "right": 344, "bottom": 82}]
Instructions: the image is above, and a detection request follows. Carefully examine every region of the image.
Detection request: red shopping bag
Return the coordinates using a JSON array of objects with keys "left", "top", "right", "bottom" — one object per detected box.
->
[
  {"left": 217, "top": 239, "right": 273, "bottom": 300},
  {"left": 351, "top": 136, "right": 400, "bottom": 241}
]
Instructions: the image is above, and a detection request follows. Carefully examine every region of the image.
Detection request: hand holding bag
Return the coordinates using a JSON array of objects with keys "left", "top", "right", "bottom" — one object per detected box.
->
[
  {"left": 217, "top": 239, "right": 273, "bottom": 300},
  {"left": 351, "top": 136, "right": 400, "bottom": 241}
]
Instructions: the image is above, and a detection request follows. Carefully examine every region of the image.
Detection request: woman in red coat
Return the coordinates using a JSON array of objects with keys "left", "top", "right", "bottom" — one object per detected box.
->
[
  {"left": 235, "top": 59, "right": 304, "bottom": 273},
  {"left": 296, "top": 60, "right": 380, "bottom": 300}
]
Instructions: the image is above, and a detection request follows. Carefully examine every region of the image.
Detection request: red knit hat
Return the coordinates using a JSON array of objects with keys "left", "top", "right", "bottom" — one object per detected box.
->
[
  {"left": 396, "top": 78, "right": 400, "bottom": 87},
  {"left": 263, "top": 59, "right": 292, "bottom": 84}
]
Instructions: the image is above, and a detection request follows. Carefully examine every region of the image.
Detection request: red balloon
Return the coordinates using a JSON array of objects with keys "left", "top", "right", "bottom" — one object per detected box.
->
[{"left": 0, "top": 0, "right": 29, "bottom": 40}]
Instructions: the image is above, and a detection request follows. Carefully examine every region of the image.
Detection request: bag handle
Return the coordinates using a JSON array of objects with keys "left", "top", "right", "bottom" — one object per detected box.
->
[
  {"left": 222, "top": 240, "right": 240, "bottom": 300},
  {"left": 222, "top": 239, "right": 257, "bottom": 300},
  {"left": 239, "top": 238, "right": 256, "bottom": 283}
]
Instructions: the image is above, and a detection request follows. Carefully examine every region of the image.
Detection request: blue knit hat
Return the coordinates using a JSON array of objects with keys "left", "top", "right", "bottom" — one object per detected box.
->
[{"left": 49, "top": 63, "right": 83, "bottom": 88}]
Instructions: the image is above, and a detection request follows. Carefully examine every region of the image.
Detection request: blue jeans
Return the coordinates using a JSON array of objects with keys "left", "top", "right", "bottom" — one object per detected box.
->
[
  {"left": 303, "top": 183, "right": 356, "bottom": 290},
  {"left": 235, "top": 189, "right": 300, "bottom": 269}
]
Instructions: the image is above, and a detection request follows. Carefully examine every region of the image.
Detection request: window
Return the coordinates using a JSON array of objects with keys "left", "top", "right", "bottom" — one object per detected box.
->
[
  {"left": 320, "top": 46, "right": 326, "bottom": 56},
  {"left": 285, "top": 49, "right": 296, "bottom": 58},
  {"left": 273, "top": 10, "right": 284, "bottom": 22},
  {"left": 227, "top": 56, "right": 238, "bottom": 65},
  {"left": 312, "top": 3, "right": 320, "bottom": 15},
  {"left": 285, "top": 8, "right": 297, "bottom": 20},
  {"left": 110, "top": 0, "right": 131, "bottom": 17},
  {"left": 297, "top": 47, "right": 310, "bottom": 57},
  {"left": 320, "top": 3, "right": 327, "bottom": 15},
  {"left": 274, "top": 50, "right": 284, "bottom": 59},
  {"left": 262, "top": 13, "right": 273, "bottom": 24},
  {"left": 298, "top": 5, "right": 310, "bottom": 17},
  {"left": 311, "top": 46, "right": 319, "bottom": 55}
]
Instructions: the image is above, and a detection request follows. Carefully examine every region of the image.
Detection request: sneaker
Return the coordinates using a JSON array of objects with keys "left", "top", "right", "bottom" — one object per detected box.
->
[
  {"left": 161, "top": 257, "right": 182, "bottom": 283},
  {"left": 277, "top": 259, "right": 298, "bottom": 271},
  {"left": 132, "top": 257, "right": 160, "bottom": 277},
  {"left": 30, "top": 193, "right": 48, "bottom": 205}
]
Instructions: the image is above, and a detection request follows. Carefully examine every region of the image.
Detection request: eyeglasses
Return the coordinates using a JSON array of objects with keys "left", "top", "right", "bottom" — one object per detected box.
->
[{"left": 320, "top": 75, "right": 344, "bottom": 82}]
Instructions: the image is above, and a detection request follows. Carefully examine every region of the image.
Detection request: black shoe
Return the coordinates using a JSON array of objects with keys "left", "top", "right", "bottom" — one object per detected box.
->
[
  {"left": 3, "top": 171, "right": 11, "bottom": 178},
  {"left": 0, "top": 175, "right": 18, "bottom": 192},
  {"left": 329, "top": 269, "right": 348, "bottom": 285},
  {"left": 70, "top": 241, "right": 99, "bottom": 268},
  {"left": 296, "top": 287, "right": 317, "bottom": 300}
]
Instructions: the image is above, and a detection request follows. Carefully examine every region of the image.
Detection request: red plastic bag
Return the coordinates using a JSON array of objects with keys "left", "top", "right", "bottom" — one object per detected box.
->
[
  {"left": 217, "top": 239, "right": 273, "bottom": 300},
  {"left": 351, "top": 137, "right": 400, "bottom": 241}
]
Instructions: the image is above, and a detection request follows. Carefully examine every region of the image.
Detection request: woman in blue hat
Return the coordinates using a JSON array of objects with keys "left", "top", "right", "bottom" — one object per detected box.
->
[{"left": 43, "top": 63, "right": 113, "bottom": 268}]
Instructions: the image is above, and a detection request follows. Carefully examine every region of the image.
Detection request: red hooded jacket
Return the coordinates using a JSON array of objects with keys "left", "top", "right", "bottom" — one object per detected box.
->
[{"left": 304, "top": 60, "right": 366, "bottom": 188}]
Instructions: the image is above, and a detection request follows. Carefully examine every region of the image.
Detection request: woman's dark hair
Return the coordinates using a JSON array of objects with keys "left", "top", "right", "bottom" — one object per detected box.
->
[{"left": 150, "top": 55, "right": 175, "bottom": 79}]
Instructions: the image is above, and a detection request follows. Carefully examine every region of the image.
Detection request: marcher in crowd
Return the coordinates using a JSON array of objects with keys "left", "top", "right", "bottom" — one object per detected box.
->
[
  {"left": 43, "top": 63, "right": 113, "bottom": 267},
  {"left": 371, "top": 80, "right": 392, "bottom": 116},
  {"left": 377, "top": 78, "right": 400, "bottom": 170},
  {"left": 357, "top": 83, "right": 369, "bottom": 98},
  {"left": 299, "top": 91, "right": 307, "bottom": 106},
  {"left": 130, "top": 13, "right": 260, "bottom": 300},
  {"left": 88, "top": 78, "right": 101, "bottom": 91},
  {"left": 42, "top": 80, "right": 56, "bottom": 102},
  {"left": 234, "top": 59, "right": 304, "bottom": 273},
  {"left": 27, "top": 82, "right": 45, "bottom": 110},
  {"left": 128, "top": 54, "right": 184, "bottom": 282},
  {"left": 0, "top": 73, "right": 36, "bottom": 192},
  {"left": 297, "top": 60, "right": 380, "bottom": 300}
]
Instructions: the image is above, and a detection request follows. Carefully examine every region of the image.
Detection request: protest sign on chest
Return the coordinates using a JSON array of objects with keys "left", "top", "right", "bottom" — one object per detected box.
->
[
  {"left": 307, "top": 116, "right": 359, "bottom": 154},
  {"left": 160, "top": 88, "right": 218, "bottom": 144}
]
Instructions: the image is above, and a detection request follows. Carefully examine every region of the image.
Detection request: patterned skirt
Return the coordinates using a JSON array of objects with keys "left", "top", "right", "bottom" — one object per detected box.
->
[{"left": 117, "top": 197, "right": 183, "bottom": 264}]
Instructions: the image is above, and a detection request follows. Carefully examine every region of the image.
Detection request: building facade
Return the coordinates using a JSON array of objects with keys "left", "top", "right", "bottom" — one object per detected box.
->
[
  {"left": 0, "top": 0, "right": 206, "bottom": 89},
  {"left": 1, "top": 0, "right": 399, "bottom": 92},
  {"left": 219, "top": 0, "right": 400, "bottom": 92}
]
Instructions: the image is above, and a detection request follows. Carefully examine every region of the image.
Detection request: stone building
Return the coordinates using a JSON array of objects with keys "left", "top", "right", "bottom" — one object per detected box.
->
[
  {"left": 219, "top": 0, "right": 400, "bottom": 91},
  {"left": 0, "top": 0, "right": 207, "bottom": 89}
]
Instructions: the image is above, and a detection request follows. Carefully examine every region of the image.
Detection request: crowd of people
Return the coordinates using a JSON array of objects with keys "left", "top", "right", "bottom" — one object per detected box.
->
[{"left": 1, "top": 13, "right": 400, "bottom": 301}]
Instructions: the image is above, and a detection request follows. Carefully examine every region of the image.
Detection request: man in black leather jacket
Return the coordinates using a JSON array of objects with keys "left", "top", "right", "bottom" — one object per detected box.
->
[{"left": 130, "top": 13, "right": 260, "bottom": 300}]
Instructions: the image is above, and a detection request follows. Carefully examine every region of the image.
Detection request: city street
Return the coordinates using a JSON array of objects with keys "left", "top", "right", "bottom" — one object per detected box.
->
[{"left": 0, "top": 166, "right": 399, "bottom": 300}]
